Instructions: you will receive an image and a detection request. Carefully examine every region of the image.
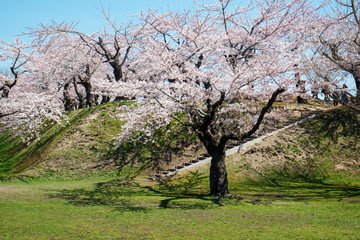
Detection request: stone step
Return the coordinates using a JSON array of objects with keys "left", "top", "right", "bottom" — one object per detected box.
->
[
  {"left": 147, "top": 110, "right": 324, "bottom": 181},
  {"left": 245, "top": 136, "right": 257, "bottom": 141},
  {"left": 229, "top": 143, "right": 239, "bottom": 147}
]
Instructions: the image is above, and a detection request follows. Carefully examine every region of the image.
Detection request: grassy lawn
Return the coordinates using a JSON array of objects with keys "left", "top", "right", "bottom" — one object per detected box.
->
[
  {"left": 1, "top": 176, "right": 359, "bottom": 240},
  {"left": 1, "top": 107, "right": 359, "bottom": 239}
]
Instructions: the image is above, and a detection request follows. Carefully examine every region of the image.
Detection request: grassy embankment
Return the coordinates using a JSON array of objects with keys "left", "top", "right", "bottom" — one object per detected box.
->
[
  {"left": 1, "top": 107, "right": 359, "bottom": 239},
  {"left": 0, "top": 101, "right": 133, "bottom": 180},
  {"left": 0, "top": 107, "right": 97, "bottom": 178},
  {"left": 1, "top": 100, "right": 197, "bottom": 181}
]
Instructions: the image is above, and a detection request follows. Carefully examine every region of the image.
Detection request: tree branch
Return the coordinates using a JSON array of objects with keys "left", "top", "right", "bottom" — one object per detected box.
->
[
  {"left": 0, "top": 110, "right": 18, "bottom": 119},
  {"left": 227, "top": 88, "right": 285, "bottom": 141}
]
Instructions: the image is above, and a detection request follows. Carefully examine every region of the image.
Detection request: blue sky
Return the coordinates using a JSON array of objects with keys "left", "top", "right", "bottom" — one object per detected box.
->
[
  {"left": 0, "top": 0, "right": 211, "bottom": 69},
  {"left": 0, "top": 0, "right": 355, "bottom": 92},
  {"left": 1, "top": 0, "right": 210, "bottom": 43}
]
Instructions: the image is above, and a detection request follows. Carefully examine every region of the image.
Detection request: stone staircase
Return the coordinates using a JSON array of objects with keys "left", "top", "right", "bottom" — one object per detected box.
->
[{"left": 148, "top": 110, "right": 323, "bottom": 181}]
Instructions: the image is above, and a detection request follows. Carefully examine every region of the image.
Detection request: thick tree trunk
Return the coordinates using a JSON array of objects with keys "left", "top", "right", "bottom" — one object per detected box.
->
[
  {"left": 296, "top": 80, "right": 307, "bottom": 104},
  {"left": 112, "top": 64, "right": 123, "bottom": 82},
  {"left": 1, "top": 86, "right": 10, "bottom": 98},
  {"left": 63, "top": 82, "right": 76, "bottom": 111},
  {"left": 101, "top": 95, "right": 111, "bottom": 104},
  {"left": 83, "top": 81, "right": 96, "bottom": 107},
  {"left": 209, "top": 150, "right": 229, "bottom": 196},
  {"left": 73, "top": 80, "right": 86, "bottom": 109},
  {"left": 297, "top": 96, "right": 308, "bottom": 104},
  {"left": 75, "top": 65, "right": 97, "bottom": 108}
]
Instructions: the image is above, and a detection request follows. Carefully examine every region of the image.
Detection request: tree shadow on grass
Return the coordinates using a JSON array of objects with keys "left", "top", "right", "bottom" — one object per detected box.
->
[
  {"left": 46, "top": 172, "right": 222, "bottom": 212},
  {"left": 304, "top": 108, "right": 360, "bottom": 146},
  {"left": 236, "top": 180, "right": 360, "bottom": 204},
  {"left": 47, "top": 181, "right": 150, "bottom": 212},
  {"left": 46, "top": 172, "right": 360, "bottom": 212}
]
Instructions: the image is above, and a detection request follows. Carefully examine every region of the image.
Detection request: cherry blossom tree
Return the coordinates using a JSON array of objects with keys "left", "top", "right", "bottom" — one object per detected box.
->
[
  {"left": 26, "top": 15, "right": 145, "bottom": 84},
  {"left": 0, "top": 40, "right": 64, "bottom": 140},
  {"left": 0, "top": 0, "right": 326, "bottom": 196},
  {"left": 28, "top": 33, "right": 109, "bottom": 111},
  {"left": 0, "top": 18, "right": 138, "bottom": 139},
  {"left": 0, "top": 38, "right": 29, "bottom": 99},
  {"left": 312, "top": 0, "right": 360, "bottom": 111},
  {"left": 116, "top": 0, "right": 322, "bottom": 197},
  {"left": 0, "top": 32, "right": 107, "bottom": 139}
]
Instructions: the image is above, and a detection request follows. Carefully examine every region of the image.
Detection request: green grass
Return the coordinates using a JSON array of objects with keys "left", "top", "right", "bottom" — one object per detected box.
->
[
  {"left": 236, "top": 107, "right": 360, "bottom": 184},
  {"left": 1, "top": 175, "right": 360, "bottom": 240},
  {"left": 0, "top": 101, "right": 134, "bottom": 179},
  {"left": 0, "top": 100, "right": 198, "bottom": 181},
  {"left": 1, "top": 106, "right": 360, "bottom": 239},
  {"left": 0, "top": 107, "right": 97, "bottom": 177}
]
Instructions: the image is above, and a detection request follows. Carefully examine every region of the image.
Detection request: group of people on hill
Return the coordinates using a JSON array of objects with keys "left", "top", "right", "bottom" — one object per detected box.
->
[{"left": 311, "top": 84, "right": 349, "bottom": 106}]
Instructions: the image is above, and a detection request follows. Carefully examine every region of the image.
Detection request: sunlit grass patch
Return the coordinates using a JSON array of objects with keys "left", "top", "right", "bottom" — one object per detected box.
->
[{"left": 1, "top": 177, "right": 359, "bottom": 239}]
